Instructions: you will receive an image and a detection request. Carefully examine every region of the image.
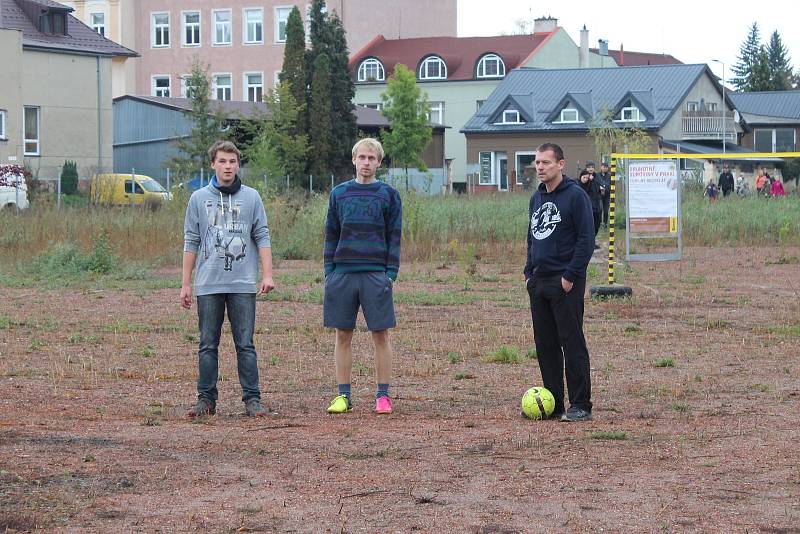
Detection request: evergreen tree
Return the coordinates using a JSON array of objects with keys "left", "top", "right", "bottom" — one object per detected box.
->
[
  {"left": 308, "top": 53, "right": 333, "bottom": 180},
  {"left": 326, "top": 15, "right": 357, "bottom": 180},
  {"left": 731, "top": 22, "right": 761, "bottom": 91},
  {"left": 380, "top": 64, "right": 432, "bottom": 191},
  {"left": 766, "top": 30, "right": 793, "bottom": 91},
  {"left": 748, "top": 47, "right": 773, "bottom": 92},
  {"left": 245, "top": 83, "right": 308, "bottom": 188},
  {"left": 169, "top": 61, "right": 228, "bottom": 180},
  {"left": 60, "top": 160, "right": 78, "bottom": 195},
  {"left": 280, "top": 7, "right": 307, "bottom": 115}
]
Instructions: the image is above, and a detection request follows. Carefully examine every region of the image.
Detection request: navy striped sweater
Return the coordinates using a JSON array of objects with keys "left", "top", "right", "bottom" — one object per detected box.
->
[{"left": 323, "top": 179, "right": 402, "bottom": 280}]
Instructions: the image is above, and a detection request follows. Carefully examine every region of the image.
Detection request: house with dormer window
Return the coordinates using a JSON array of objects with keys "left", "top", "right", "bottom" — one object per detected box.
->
[
  {"left": 0, "top": 0, "right": 136, "bottom": 184},
  {"left": 461, "top": 63, "right": 741, "bottom": 192}
]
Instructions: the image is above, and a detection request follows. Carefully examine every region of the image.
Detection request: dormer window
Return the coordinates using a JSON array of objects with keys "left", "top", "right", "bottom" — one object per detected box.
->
[
  {"left": 558, "top": 108, "right": 581, "bottom": 123},
  {"left": 419, "top": 56, "right": 447, "bottom": 80},
  {"left": 357, "top": 58, "right": 385, "bottom": 82},
  {"left": 496, "top": 109, "right": 523, "bottom": 124},
  {"left": 477, "top": 54, "right": 505, "bottom": 78},
  {"left": 620, "top": 106, "right": 642, "bottom": 122},
  {"left": 40, "top": 11, "right": 68, "bottom": 35}
]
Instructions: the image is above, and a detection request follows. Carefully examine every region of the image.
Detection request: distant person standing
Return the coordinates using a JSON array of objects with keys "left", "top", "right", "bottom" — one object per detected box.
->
[
  {"left": 578, "top": 169, "right": 602, "bottom": 246},
  {"left": 756, "top": 169, "right": 769, "bottom": 196},
  {"left": 524, "top": 143, "right": 595, "bottom": 422},
  {"left": 596, "top": 162, "right": 612, "bottom": 227},
  {"left": 181, "top": 140, "right": 275, "bottom": 418},
  {"left": 771, "top": 176, "right": 786, "bottom": 197},
  {"left": 704, "top": 180, "right": 719, "bottom": 203},
  {"left": 718, "top": 164, "right": 734, "bottom": 197},
  {"left": 323, "top": 138, "right": 402, "bottom": 415}
]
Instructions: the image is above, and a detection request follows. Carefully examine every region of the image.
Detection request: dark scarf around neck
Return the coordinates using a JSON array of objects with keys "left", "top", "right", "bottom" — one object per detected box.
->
[{"left": 214, "top": 175, "right": 242, "bottom": 195}]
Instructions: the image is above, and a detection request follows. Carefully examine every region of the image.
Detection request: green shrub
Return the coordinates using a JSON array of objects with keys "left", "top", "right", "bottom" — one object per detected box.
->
[{"left": 60, "top": 160, "right": 78, "bottom": 195}]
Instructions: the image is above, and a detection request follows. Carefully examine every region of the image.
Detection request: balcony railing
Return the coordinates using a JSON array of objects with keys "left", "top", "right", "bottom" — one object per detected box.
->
[{"left": 682, "top": 111, "right": 737, "bottom": 141}]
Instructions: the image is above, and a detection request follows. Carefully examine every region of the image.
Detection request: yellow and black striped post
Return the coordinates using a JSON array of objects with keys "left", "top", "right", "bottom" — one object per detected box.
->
[{"left": 607, "top": 158, "right": 617, "bottom": 285}]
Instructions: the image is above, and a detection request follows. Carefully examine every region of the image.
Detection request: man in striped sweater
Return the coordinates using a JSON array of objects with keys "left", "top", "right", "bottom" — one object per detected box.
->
[{"left": 323, "top": 138, "right": 402, "bottom": 415}]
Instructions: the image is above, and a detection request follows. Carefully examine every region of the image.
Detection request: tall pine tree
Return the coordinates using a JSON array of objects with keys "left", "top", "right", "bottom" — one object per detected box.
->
[
  {"left": 309, "top": 53, "right": 333, "bottom": 180},
  {"left": 766, "top": 30, "right": 793, "bottom": 91},
  {"left": 731, "top": 22, "right": 761, "bottom": 91},
  {"left": 747, "top": 47, "right": 773, "bottom": 92},
  {"left": 326, "top": 14, "right": 357, "bottom": 180},
  {"left": 280, "top": 7, "right": 307, "bottom": 115}
]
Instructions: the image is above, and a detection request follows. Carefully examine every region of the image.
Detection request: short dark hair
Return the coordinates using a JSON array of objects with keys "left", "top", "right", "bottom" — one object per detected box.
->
[
  {"left": 208, "top": 140, "right": 241, "bottom": 163},
  {"left": 536, "top": 143, "right": 564, "bottom": 161}
]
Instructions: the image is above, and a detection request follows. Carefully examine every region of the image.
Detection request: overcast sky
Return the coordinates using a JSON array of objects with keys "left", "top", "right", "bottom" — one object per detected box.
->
[{"left": 457, "top": 0, "right": 799, "bottom": 86}]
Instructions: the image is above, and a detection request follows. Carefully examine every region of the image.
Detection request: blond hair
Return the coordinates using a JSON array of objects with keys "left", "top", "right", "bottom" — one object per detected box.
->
[
  {"left": 352, "top": 138, "right": 384, "bottom": 161},
  {"left": 208, "top": 140, "right": 241, "bottom": 163}
]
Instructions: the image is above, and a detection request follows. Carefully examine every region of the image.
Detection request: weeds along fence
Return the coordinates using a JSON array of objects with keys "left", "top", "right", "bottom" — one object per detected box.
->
[{"left": 1, "top": 191, "right": 798, "bottom": 269}]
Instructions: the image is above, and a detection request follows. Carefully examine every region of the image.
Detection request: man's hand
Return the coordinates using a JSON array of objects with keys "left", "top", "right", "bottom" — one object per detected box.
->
[
  {"left": 180, "top": 285, "right": 193, "bottom": 310},
  {"left": 259, "top": 276, "right": 275, "bottom": 295},
  {"left": 561, "top": 277, "right": 573, "bottom": 293}
]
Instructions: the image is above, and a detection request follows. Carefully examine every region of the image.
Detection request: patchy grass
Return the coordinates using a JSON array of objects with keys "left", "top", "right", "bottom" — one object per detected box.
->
[
  {"left": 655, "top": 358, "right": 675, "bottom": 368},
  {"left": 483, "top": 345, "right": 522, "bottom": 364},
  {"left": 590, "top": 431, "right": 627, "bottom": 440}
]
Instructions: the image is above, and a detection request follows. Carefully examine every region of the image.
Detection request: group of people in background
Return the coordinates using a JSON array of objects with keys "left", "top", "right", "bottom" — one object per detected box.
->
[
  {"left": 706, "top": 164, "right": 786, "bottom": 202},
  {"left": 575, "top": 160, "right": 611, "bottom": 250}
]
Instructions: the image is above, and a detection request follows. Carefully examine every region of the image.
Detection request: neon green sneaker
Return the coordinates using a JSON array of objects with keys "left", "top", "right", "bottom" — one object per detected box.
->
[{"left": 326, "top": 395, "right": 352, "bottom": 414}]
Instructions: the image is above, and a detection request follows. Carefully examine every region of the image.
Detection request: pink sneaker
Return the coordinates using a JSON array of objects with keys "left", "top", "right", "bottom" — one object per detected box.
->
[{"left": 375, "top": 396, "right": 393, "bottom": 414}]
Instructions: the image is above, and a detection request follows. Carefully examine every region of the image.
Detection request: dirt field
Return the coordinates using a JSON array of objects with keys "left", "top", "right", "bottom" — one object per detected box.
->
[{"left": 1, "top": 246, "right": 799, "bottom": 533}]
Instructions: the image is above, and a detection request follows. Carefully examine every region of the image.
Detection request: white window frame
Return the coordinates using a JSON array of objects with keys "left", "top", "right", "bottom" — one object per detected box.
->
[
  {"left": 707, "top": 102, "right": 718, "bottom": 111},
  {"left": 23, "top": 106, "right": 40, "bottom": 156},
  {"left": 616, "top": 106, "right": 643, "bottom": 122},
  {"left": 478, "top": 151, "right": 495, "bottom": 185},
  {"left": 180, "top": 74, "right": 199, "bottom": 98},
  {"left": 495, "top": 109, "right": 523, "bottom": 125},
  {"left": 515, "top": 151, "right": 536, "bottom": 185},
  {"left": 212, "top": 9, "right": 232, "bottom": 46},
  {"left": 182, "top": 10, "right": 201, "bottom": 47},
  {"left": 358, "top": 103, "right": 383, "bottom": 110},
  {"left": 274, "top": 6, "right": 292, "bottom": 43},
  {"left": 419, "top": 56, "right": 447, "bottom": 80},
  {"left": 427, "top": 101, "right": 444, "bottom": 125},
  {"left": 0, "top": 109, "right": 6, "bottom": 140},
  {"left": 357, "top": 58, "right": 385, "bottom": 82},
  {"left": 755, "top": 128, "right": 797, "bottom": 152},
  {"left": 90, "top": 12, "right": 106, "bottom": 36},
  {"left": 557, "top": 108, "right": 581, "bottom": 123},
  {"left": 151, "top": 75, "right": 171, "bottom": 97},
  {"left": 476, "top": 53, "right": 505, "bottom": 78},
  {"left": 243, "top": 7, "right": 264, "bottom": 44},
  {"left": 686, "top": 101, "right": 699, "bottom": 112},
  {"left": 212, "top": 73, "right": 232, "bottom": 101},
  {"left": 273, "top": 71, "right": 281, "bottom": 87},
  {"left": 244, "top": 72, "right": 264, "bottom": 102},
  {"left": 151, "top": 12, "right": 170, "bottom": 48}
]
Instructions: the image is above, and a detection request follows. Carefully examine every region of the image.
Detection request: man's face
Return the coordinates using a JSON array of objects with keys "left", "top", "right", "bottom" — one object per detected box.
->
[
  {"left": 586, "top": 165, "right": 595, "bottom": 174},
  {"left": 601, "top": 164, "right": 609, "bottom": 173},
  {"left": 352, "top": 146, "right": 381, "bottom": 180},
  {"left": 211, "top": 150, "right": 239, "bottom": 185},
  {"left": 724, "top": 165, "right": 729, "bottom": 172},
  {"left": 535, "top": 149, "right": 565, "bottom": 186}
]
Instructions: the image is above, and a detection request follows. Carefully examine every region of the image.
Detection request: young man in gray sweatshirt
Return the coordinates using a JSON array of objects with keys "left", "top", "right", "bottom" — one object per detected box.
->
[{"left": 180, "top": 140, "right": 275, "bottom": 417}]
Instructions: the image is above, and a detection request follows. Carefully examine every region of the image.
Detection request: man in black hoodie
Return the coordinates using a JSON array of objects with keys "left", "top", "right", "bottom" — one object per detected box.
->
[{"left": 524, "top": 143, "right": 595, "bottom": 422}]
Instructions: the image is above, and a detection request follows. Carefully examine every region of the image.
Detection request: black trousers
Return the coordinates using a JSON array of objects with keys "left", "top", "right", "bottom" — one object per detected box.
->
[
  {"left": 592, "top": 210, "right": 601, "bottom": 237},
  {"left": 527, "top": 275, "right": 592, "bottom": 412},
  {"left": 601, "top": 194, "right": 610, "bottom": 226}
]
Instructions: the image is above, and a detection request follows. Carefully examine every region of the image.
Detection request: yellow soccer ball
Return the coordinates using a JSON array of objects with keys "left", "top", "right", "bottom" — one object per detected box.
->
[{"left": 521, "top": 387, "right": 556, "bottom": 420}]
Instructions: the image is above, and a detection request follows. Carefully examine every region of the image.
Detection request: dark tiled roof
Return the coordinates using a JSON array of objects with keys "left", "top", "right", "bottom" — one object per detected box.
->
[
  {"left": 462, "top": 63, "right": 710, "bottom": 133},
  {"left": 661, "top": 139, "right": 783, "bottom": 161},
  {"left": 115, "top": 96, "right": 438, "bottom": 129},
  {"left": 590, "top": 48, "right": 682, "bottom": 66},
  {"left": 350, "top": 32, "right": 558, "bottom": 82},
  {"left": 0, "top": 0, "right": 136, "bottom": 57},
  {"left": 729, "top": 91, "right": 800, "bottom": 122}
]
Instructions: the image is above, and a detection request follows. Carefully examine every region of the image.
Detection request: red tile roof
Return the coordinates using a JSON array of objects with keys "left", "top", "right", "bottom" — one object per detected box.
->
[
  {"left": 590, "top": 48, "right": 681, "bottom": 66},
  {"left": 350, "top": 31, "right": 560, "bottom": 81}
]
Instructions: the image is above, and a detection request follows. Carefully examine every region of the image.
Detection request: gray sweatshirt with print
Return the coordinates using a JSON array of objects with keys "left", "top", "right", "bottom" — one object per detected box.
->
[{"left": 183, "top": 182, "right": 271, "bottom": 295}]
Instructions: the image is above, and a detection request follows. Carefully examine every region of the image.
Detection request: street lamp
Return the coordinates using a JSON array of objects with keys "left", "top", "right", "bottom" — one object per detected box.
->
[{"left": 712, "top": 59, "right": 726, "bottom": 155}]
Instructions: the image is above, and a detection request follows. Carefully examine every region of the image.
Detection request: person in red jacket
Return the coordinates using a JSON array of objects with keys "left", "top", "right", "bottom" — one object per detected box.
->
[{"left": 771, "top": 177, "right": 786, "bottom": 197}]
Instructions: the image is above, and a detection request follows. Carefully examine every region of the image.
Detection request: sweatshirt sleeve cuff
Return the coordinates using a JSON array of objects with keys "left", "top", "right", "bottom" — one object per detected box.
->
[
  {"left": 562, "top": 271, "right": 576, "bottom": 283},
  {"left": 386, "top": 269, "right": 398, "bottom": 281}
]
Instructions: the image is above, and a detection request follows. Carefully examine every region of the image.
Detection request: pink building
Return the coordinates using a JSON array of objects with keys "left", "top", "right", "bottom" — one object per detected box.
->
[{"left": 129, "top": 0, "right": 456, "bottom": 100}]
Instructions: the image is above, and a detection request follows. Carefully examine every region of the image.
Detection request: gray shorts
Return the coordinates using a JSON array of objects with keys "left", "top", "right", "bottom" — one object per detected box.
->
[{"left": 323, "top": 271, "right": 396, "bottom": 331}]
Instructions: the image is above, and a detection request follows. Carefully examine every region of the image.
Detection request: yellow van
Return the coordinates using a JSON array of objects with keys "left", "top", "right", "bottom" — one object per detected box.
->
[{"left": 90, "top": 173, "right": 171, "bottom": 206}]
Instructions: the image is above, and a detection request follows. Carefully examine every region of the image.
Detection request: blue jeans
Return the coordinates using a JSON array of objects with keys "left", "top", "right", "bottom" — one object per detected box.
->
[{"left": 196, "top": 293, "right": 261, "bottom": 403}]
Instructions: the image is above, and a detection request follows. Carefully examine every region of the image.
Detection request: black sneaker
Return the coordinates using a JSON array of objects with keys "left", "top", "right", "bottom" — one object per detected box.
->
[
  {"left": 245, "top": 398, "right": 268, "bottom": 417},
  {"left": 187, "top": 398, "right": 216, "bottom": 418},
  {"left": 560, "top": 407, "right": 593, "bottom": 422}
]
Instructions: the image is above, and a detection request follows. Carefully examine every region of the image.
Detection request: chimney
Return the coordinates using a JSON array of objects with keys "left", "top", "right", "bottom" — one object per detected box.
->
[
  {"left": 598, "top": 39, "right": 608, "bottom": 56},
  {"left": 579, "top": 25, "right": 589, "bottom": 68},
  {"left": 619, "top": 43, "right": 625, "bottom": 66},
  {"left": 533, "top": 16, "right": 558, "bottom": 34}
]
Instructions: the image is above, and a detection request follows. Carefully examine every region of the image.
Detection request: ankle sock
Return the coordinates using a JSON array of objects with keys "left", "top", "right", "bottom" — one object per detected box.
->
[
  {"left": 338, "top": 384, "right": 351, "bottom": 405},
  {"left": 376, "top": 383, "right": 389, "bottom": 399}
]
